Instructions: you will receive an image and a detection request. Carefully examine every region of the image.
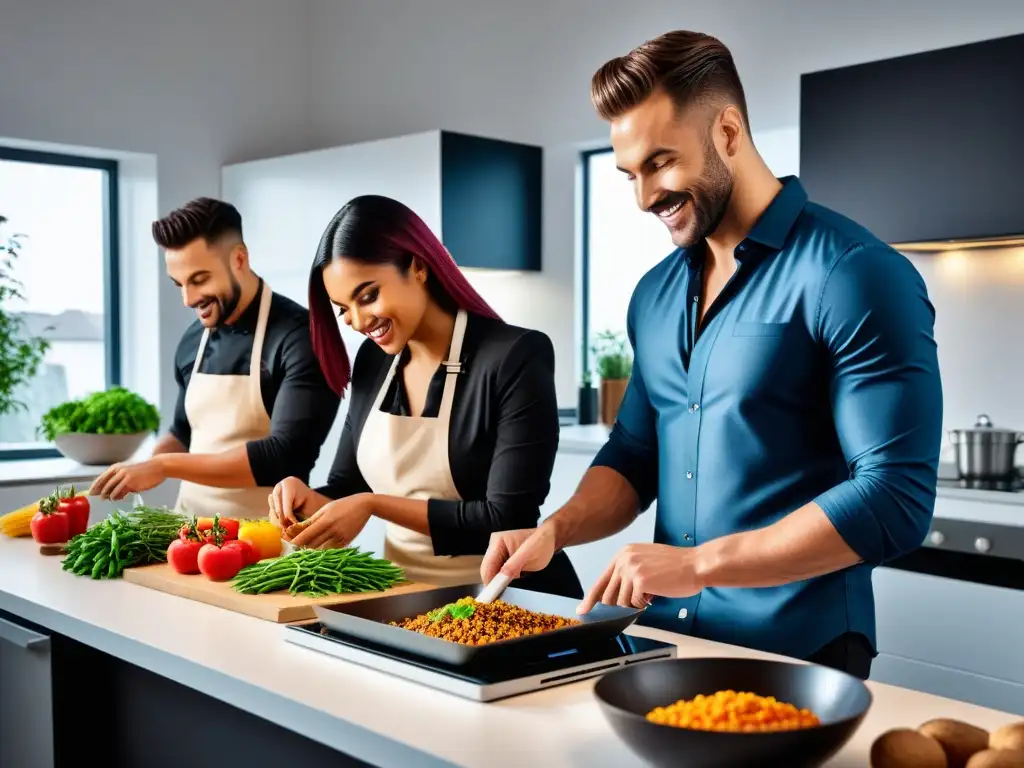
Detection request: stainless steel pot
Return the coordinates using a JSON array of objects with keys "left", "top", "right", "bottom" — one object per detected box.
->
[{"left": 948, "top": 414, "right": 1023, "bottom": 481}]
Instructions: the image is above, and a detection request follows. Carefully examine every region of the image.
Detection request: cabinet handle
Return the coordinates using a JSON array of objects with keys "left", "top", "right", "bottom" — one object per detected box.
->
[{"left": 0, "top": 616, "right": 50, "bottom": 651}]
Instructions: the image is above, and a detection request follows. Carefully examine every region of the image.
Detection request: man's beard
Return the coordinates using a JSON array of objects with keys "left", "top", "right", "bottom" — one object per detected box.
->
[
  {"left": 655, "top": 135, "right": 734, "bottom": 249},
  {"left": 215, "top": 275, "right": 243, "bottom": 327}
]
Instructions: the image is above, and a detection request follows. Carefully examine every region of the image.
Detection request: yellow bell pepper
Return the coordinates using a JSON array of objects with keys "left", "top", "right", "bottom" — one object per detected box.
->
[{"left": 238, "top": 520, "right": 282, "bottom": 561}]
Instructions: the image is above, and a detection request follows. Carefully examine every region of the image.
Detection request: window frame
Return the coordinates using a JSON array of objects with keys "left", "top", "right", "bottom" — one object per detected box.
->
[
  {"left": 579, "top": 145, "right": 615, "bottom": 379},
  {"left": 0, "top": 146, "right": 121, "bottom": 461}
]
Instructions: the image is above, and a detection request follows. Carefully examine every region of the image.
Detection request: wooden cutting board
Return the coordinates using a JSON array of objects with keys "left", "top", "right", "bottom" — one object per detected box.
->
[{"left": 123, "top": 562, "right": 436, "bottom": 623}]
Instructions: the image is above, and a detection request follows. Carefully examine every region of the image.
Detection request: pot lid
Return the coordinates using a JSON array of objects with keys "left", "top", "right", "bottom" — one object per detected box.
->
[{"left": 954, "top": 414, "right": 1016, "bottom": 434}]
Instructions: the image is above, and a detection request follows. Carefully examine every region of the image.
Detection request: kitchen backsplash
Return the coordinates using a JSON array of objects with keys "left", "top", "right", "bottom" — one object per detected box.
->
[{"left": 903, "top": 246, "right": 1024, "bottom": 464}]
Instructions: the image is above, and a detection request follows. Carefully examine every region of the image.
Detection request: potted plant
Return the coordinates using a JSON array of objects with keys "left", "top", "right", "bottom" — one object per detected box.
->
[
  {"left": 0, "top": 215, "right": 51, "bottom": 418},
  {"left": 577, "top": 370, "right": 598, "bottom": 426},
  {"left": 592, "top": 330, "right": 633, "bottom": 426}
]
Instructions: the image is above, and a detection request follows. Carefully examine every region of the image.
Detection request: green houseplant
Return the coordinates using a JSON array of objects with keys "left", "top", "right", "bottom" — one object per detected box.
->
[
  {"left": 592, "top": 330, "right": 633, "bottom": 426},
  {"left": 0, "top": 215, "right": 51, "bottom": 417}
]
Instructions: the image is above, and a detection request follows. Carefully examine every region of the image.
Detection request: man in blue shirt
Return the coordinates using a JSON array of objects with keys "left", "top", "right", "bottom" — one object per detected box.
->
[{"left": 480, "top": 30, "right": 942, "bottom": 678}]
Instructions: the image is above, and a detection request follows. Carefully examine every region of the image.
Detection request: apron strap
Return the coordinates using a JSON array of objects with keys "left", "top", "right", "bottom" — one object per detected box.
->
[
  {"left": 371, "top": 353, "right": 403, "bottom": 413},
  {"left": 367, "top": 308, "right": 468, "bottom": 419},
  {"left": 192, "top": 330, "right": 211, "bottom": 377},
  {"left": 438, "top": 309, "right": 467, "bottom": 423},
  {"left": 190, "top": 282, "right": 273, "bottom": 379},
  {"left": 249, "top": 283, "right": 274, "bottom": 379}
]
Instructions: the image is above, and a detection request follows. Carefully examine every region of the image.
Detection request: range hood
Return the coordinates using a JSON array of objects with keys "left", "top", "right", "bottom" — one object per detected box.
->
[{"left": 799, "top": 33, "right": 1024, "bottom": 251}]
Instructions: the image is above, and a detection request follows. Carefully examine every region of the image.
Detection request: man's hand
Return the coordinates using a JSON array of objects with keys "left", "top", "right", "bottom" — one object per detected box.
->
[
  {"left": 577, "top": 543, "right": 704, "bottom": 615},
  {"left": 480, "top": 525, "right": 557, "bottom": 584},
  {"left": 89, "top": 458, "right": 167, "bottom": 500}
]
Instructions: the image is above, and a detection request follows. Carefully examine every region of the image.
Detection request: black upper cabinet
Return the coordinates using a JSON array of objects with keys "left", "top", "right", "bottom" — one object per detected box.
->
[
  {"left": 800, "top": 33, "right": 1024, "bottom": 245},
  {"left": 440, "top": 131, "right": 542, "bottom": 271}
]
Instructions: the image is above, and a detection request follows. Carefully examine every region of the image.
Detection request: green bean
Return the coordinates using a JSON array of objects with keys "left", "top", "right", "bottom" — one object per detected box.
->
[
  {"left": 231, "top": 546, "right": 406, "bottom": 597},
  {"left": 61, "top": 506, "right": 185, "bottom": 580}
]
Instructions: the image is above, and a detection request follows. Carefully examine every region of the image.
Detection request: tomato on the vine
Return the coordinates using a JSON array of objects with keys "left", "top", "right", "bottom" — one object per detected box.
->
[
  {"left": 224, "top": 538, "right": 258, "bottom": 567},
  {"left": 197, "top": 516, "right": 239, "bottom": 541},
  {"left": 167, "top": 538, "right": 203, "bottom": 574},
  {"left": 30, "top": 497, "right": 69, "bottom": 545},
  {"left": 55, "top": 485, "right": 90, "bottom": 537},
  {"left": 198, "top": 544, "right": 243, "bottom": 581}
]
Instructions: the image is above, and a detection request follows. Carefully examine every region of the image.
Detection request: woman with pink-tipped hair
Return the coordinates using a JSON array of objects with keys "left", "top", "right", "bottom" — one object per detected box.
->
[{"left": 267, "top": 195, "right": 582, "bottom": 598}]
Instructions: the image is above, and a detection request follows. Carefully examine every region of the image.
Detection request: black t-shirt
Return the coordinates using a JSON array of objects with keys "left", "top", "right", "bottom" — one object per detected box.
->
[{"left": 169, "top": 280, "right": 340, "bottom": 487}]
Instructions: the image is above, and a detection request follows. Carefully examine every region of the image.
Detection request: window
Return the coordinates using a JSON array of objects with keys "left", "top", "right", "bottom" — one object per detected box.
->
[
  {"left": 0, "top": 147, "right": 120, "bottom": 459},
  {"left": 580, "top": 147, "right": 676, "bottom": 375}
]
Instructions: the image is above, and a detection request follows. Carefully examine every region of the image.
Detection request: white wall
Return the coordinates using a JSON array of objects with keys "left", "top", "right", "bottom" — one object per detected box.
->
[
  {"left": 5, "top": 0, "right": 1024, "bottom": 423},
  {"left": 305, "top": 0, "right": 1024, "bottom": 406},
  {"left": 0, "top": 0, "right": 313, "bottom": 424}
]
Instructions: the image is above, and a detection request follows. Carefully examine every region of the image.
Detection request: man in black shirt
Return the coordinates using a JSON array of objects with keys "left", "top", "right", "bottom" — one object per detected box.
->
[{"left": 90, "top": 197, "right": 340, "bottom": 519}]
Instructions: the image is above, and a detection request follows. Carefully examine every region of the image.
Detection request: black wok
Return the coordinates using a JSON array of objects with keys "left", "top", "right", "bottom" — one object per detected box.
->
[
  {"left": 593, "top": 657, "right": 872, "bottom": 768},
  {"left": 313, "top": 583, "right": 642, "bottom": 666}
]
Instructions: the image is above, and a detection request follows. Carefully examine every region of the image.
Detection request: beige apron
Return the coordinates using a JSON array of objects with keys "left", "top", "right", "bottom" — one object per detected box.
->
[
  {"left": 175, "top": 284, "right": 275, "bottom": 519},
  {"left": 356, "top": 309, "right": 482, "bottom": 587}
]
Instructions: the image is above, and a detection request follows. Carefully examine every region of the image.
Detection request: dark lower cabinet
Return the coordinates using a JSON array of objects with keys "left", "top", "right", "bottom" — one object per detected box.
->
[{"left": 51, "top": 634, "right": 371, "bottom": 768}]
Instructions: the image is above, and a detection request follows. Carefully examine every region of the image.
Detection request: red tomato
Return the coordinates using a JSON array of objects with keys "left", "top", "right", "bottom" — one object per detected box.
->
[
  {"left": 198, "top": 543, "right": 243, "bottom": 581},
  {"left": 30, "top": 508, "right": 69, "bottom": 544},
  {"left": 57, "top": 494, "right": 90, "bottom": 537},
  {"left": 224, "top": 538, "right": 258, "bottom": 566},
  {"left": 167, "top": 538, "right": 203, "bottom": 574},
  {"left": 197, "top": 516, "right": 239, "bottom": 540}
]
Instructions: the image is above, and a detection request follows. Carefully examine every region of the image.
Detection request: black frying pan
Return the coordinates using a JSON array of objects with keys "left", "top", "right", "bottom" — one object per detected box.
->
[
  {"left": 313, "top": 583, "right": 642, "bottom": 666},
  {"left": 593, "top": 657, "right": 873, "bottom": 768}
]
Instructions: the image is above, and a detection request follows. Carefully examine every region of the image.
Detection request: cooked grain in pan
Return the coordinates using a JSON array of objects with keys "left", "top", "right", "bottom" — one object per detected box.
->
[{"left": 390, "top": 596, "right": 580, "bottom": 645}]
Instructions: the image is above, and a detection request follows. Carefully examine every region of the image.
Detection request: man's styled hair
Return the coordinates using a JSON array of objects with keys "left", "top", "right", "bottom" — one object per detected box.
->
[
  {"left": 590, "top": 30, "right": 749, "bottom": 128},
  {"left": 152, "top": 197, "right": 244, "bottom": 250}
]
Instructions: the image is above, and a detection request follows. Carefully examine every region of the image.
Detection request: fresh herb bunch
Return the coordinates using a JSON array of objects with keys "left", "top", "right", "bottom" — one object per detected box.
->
[
  {"left": 39, "top": 386, "right": 160, "bottom": 441},
  {"left": 61, "top": 506, "right": 184, "bottom": 580},
  {"left": 0, "top": 215, "right": 50, "bottom": 417},
  {"left": 592, "top": 330, "right": 633, "bottom": 380},
  {"left": 231, "top": 547, "right": 405, "bottom": 598}
]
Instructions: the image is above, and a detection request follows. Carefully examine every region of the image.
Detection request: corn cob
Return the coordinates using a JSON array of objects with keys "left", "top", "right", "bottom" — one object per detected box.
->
[{"left": 1, "top": 500, "right": 40, "bottom": 538}]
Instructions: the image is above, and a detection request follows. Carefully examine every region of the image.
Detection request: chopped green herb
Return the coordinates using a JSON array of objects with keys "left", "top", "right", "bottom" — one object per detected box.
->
[{"left": 428, "top": 601, "right": 477, "bottom": 622}]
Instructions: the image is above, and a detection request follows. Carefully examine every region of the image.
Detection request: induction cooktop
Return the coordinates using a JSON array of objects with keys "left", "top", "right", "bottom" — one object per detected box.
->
[{"left": 285, "top": 622, "right": 677, "bottom": 702}]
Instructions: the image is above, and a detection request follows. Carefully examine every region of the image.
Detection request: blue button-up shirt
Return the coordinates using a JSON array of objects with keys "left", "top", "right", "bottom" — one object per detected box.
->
[{"left": 592, "top": 177, "right": 942, "bottom": 660}]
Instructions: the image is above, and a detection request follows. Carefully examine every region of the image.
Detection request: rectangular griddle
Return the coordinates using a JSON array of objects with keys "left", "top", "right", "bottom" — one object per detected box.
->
[
  {"left": 312, "top": 582, "right": 644, "bottom": 666},
  {"left": 286, "top": 621, "right": 676, "bottom": 702}
]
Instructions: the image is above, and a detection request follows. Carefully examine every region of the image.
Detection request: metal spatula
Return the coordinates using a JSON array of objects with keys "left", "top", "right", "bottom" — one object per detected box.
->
[{"left": 476, "top": 572, "right": 512, "bottom": 604}]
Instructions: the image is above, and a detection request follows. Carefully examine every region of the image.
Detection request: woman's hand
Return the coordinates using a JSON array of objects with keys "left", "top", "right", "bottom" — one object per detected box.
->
[
  {"left": 290, "top": 494, "right": 373, "bottom": 550},
  {"left": 269, "top": 476, "right": 324, "bottom": 527}
]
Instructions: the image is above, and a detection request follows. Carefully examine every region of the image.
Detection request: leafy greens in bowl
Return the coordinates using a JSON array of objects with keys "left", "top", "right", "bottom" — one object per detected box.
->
[{"left": 40, "top": 387, "right": 160, "bottom": 440}]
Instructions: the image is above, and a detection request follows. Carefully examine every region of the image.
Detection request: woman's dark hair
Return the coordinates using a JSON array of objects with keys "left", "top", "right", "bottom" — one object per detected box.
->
[{"left": 309, "top": 195, "right": 501, "bottom": 396}]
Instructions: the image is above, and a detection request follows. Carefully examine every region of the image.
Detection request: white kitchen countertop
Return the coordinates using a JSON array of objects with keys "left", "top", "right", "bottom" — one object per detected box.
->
[
  {"left": 0, "top": 455, "right": 104, "bottom": 488},
  {"left": 0, "top": 535, "right": 1018, "bottom": 768},
  {"left": 0, "top": 437, "right": 158, "bottom": 489}
]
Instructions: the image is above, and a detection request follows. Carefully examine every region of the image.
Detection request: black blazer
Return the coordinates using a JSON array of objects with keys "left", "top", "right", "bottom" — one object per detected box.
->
[{"left": 316, "top": 312, "right": 582, "bottom": 600}]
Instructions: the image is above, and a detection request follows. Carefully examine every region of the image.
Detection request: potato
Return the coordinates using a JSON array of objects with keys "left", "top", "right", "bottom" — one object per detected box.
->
[
  {"left": 965, "top": 749, "right": 1024, "bottom": 768},
  {"left": 919, "top": 718, "right": 990, "bottom": 768},
  {"left": 872, "top": 728, "right": 949, "bottom": 768},
  {"left": 991, "top": 723, "right": 1024, "bottom": 752}
]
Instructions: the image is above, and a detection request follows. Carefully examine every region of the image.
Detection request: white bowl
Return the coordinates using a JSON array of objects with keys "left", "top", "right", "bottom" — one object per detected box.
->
[{"left": 53, "top": 432, "right": 149, "bottom": 466}]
